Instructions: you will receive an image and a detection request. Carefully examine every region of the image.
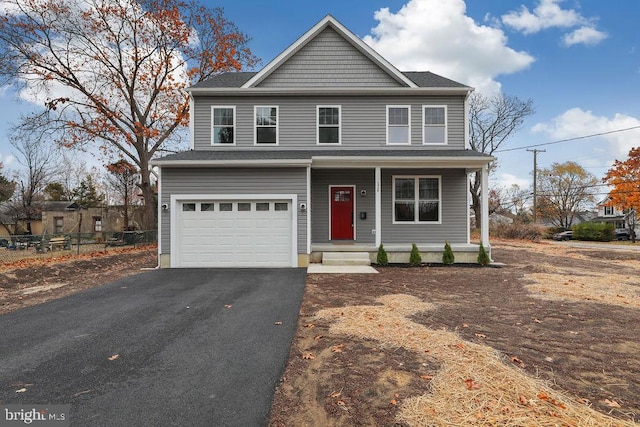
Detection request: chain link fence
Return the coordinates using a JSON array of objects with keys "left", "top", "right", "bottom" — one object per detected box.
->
[{"left": 0, "top": 230, "right": 157, "bottom": 265}]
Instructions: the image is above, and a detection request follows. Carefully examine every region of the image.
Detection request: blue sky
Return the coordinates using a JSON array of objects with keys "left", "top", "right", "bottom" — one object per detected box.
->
[{"left": 1, "top": 0, "right": 639, "bottom": 201}]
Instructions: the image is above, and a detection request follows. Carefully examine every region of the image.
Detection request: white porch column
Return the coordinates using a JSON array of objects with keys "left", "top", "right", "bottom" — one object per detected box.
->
[
  {"left": 481, "top": 164, "right": 490, "bottom": 247},
  {"left": 375, "top": 167, "right": 382, "bottom": 248},
  {"left": 306, "top": 166, "right": 312, "bottom": 255}
]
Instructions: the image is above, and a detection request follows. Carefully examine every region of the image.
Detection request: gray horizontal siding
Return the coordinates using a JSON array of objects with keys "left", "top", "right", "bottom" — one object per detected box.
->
[
  {"left": 258, "top": 27, "right": 402, "bottom": 88},
  {"left": 381, "top": 168, "right": 468, "bottom": 245},
  {"left": 311, "top": 169, "right": 375, "bottom": 245},
  {"left": 160, "top": 167, "right": 307, "bottom": 254},
  {"left": 194, "top": 95, "right": 466, "bottom": 150}
]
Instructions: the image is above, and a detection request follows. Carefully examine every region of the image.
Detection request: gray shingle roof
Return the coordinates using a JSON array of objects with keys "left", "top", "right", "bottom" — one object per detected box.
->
[
  {"left": 154, "top": 149, "right": 491, "bottom": 163},
  {"left": 190, "top": 71, "right": 468, "bottom": 89}
]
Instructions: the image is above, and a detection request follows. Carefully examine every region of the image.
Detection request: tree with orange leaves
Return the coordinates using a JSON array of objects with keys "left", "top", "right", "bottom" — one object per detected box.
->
[
  {"left": 0, "top": 0, "right": 257, "bottom": 229},
  {"left": 604, "top": 146, "right": 640, "bottom": 241}
]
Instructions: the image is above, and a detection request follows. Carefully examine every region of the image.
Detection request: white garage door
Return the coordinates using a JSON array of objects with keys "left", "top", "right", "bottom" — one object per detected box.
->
[{"left": 176, "top": 200, "right": 294, "bottom": 267}]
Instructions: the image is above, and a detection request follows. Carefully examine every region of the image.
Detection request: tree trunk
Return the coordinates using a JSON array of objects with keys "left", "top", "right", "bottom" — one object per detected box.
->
[
  {"left": 470, "top": 172, "right": 482, "bottom": 230},
  {"left": 138, "top": 159, "right": 156, "bottom": 230}
]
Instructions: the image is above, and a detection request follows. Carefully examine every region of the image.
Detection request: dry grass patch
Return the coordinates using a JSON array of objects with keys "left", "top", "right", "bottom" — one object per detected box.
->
[
  {"left": 525, "top": 270, "right": 640, "bottom": 309},
  {"left": 316, "top": 294, "right": 637, "bottom": 427}
]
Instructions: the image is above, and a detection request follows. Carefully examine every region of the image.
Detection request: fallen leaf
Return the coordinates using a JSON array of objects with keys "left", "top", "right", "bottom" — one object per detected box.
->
[
  {"left": 576, "top": 398, "right": 590, "bottom": 405},
  {"left": 390, "top": 399, "right": 397, "bottom": 405},
  {"left": 510, "top": 356, "right": 526, "bottom": 368},
  {"left": 302, "top": 353, "right": 315, "bottom": 360},
  {"left": 108, "top": 354, "right": 119, "bottom": 361},
  {"left": 475, "top": 333, "right": 487, "bottom": 339},
  {"left": 224, "top": 304, "right": 232, "bottom": 309},
  {"left": 533, "top": 318, "right": 542, "bottom": 323},
  {"left": 331, "top": 344, "right": 345, "bottom": 353},
  {"left": 304, "top": 323, "right": 315, "bottom": 328},
  {"left": 16, "top": 388, "right": 27, "bottom": 393},
  {"left": 274, "top": 321, "right": 283, "bottom": 326},
  {"left": 519, "top": 395, "right": 528, "bottom": 405},
  {"left": 313, "top": 335, "right": 323, "bottom": 340},
  {"left": 462, "top": 323, "right": 469, "bottom": 328},
  {"left": 604, "top": 399, "right": 621, "bottom": 408},
  {"left": 420, "top": 375, "right": 433, "bottom": 380},
  {"left": 465, "top": 378, "right": 480, "bottom": 390},
  {"left": 329, "top": 390, "right": 342, "bottom": 398}
]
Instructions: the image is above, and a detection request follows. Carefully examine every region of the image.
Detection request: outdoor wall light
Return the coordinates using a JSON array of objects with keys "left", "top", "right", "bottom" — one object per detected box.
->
[
  {"left": 360, "top": 190, "right": 367, "bottom": 197},
  {"left": 161, "top": 203, "right": 169, "bottom": 212}
]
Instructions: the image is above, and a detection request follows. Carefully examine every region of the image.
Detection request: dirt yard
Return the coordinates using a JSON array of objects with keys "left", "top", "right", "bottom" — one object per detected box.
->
[
  {"left": 0, "top": 245, "right": 157, "bottom": 316},
  {"left": 269, "top": 240, "right": 640, "bottom": 426}
]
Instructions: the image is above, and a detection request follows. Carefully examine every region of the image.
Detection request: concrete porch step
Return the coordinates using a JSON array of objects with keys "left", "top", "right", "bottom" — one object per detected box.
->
[{"left": 322, "top": 252, "right": 371, "bottom": 266}]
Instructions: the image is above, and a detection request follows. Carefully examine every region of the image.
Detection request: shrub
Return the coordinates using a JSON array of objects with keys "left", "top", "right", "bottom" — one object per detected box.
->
[
  {"left": 409, "top": 243, "right": 422, "bottom": 266},
  {"left": 490, "top": 222, "right": 546, "bottom": 240},
  {"left": 477, "top": 242, "right": 490, "bottom": 266},
  {"left": 442, "top": 241, "right": 455, "bottom": 265},
  {"left": 376, "top": 244, "right": 389, "bottom": 266},
  {"left": 573, "top": 222, "right": 614, "bottom": 242}
]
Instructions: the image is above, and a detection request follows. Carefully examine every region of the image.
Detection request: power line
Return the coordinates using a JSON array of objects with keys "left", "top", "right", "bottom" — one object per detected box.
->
[{"left": 496, "top": 125, "right": 640, "bottom": 153}]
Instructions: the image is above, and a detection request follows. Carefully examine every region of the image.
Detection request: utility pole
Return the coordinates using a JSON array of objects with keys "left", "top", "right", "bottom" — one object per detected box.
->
[{"left": 527, "top": 149, "right": 545, "bottom": 223}]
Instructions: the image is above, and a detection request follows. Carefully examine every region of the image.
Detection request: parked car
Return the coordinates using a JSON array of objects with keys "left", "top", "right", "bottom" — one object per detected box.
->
[
  {"left": 552, "top": 230, "right": 573, "bottom": 241},
  {"left": 615, "top": 228, "right": 631, "bottom": 240}
]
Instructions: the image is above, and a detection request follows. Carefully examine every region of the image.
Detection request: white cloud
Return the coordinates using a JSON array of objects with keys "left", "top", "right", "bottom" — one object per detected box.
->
[
  {"left": 501, "top": 0, "right": 584, "bottom": 34},
  {"left": 562, "top": 26, "right": 608, "bottom": 47},
  {"left": 491, "top": 172, "right": 531, "bottom": 190},
  {"left": 501, "top": 0, "right": 607, "bottom": 47},
  {"left": 0, "top": 153, "right": 16, "bottom": 168},
  {"left": 362, "top": 0, "right": 535, "bottom": 95},
  {"left": 532, "top": 108, "right": 640, "bottom": 158}
]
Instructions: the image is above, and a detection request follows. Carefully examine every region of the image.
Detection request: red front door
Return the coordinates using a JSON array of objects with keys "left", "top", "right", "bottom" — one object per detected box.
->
[{"left": 331, "top": 186, "right": 354, "bottom": 240}]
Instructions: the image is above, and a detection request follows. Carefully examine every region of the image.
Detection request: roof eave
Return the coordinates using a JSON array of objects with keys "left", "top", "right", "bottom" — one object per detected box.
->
[{"left": 187, "top": 86, "right": 473, "bottom": 96}]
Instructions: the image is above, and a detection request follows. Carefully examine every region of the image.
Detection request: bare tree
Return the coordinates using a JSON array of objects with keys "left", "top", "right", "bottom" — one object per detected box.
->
[
  {"left": 469, "top": 93, "right": 534, "bottom": 228},
  {"left": 8, "top": 119, "right": 61, "bottom": 234},
  {"left": 106, "top": 160, "right": 140, "bottom": 230}
]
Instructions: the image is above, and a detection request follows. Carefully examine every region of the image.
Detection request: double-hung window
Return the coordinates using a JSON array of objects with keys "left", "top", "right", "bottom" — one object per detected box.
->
[
  {"left": 255, "top": 106, "right": 278, "bottom": 144},
  {"left": 212, "top": 106, "right": 235, "bottom": 145},
  {"left": 423, "top": 105, "right": 447, "bottom": 145},
  {"left": 393, "top": 176, "right": 441, "bottom": 223},
  {"left": 317, "top": 106, "right": 341, "bottom": 144},
  {"left": 387, "top": 106, "right": 410, "bottom": 145}
]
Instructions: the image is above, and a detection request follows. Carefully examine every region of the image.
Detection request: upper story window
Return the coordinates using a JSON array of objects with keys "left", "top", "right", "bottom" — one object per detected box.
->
[
  {"left": 255, "top": 106, "right": 278, "bottom": 144},
  {"left": 423, "top": 105, "right": 447, "bottom": 145},
  {"left": 212, "top": 106, "right": 235, "bottom": 145},
  {"left": 604, "top": 206, "right": 614, "bottom": 216},
  {"left": 393, "top": 176, "right": 441, "bottom": 224},
  {"left": 317, "top": 106, "right": 341, "bottom": 144},
  {"left": 387, "top": 106, "right": 410, "bottom": 145}
]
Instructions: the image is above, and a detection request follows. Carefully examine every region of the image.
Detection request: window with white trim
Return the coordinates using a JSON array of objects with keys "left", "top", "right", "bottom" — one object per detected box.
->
[
  {"left": 212, "top": 106, "right": 235, "bottom": 145},
  {"left": 387, "top": 106, "right": 410, "bottom": 144},
  {"left": 422, "top": 105, "right": 447, "bottom": 145},
  {"left": 317, "top": 106, "right": 341, "bottom": 144},
  {"left": 255, "top": 106, "right": 278, "bottom": 144},
  {"left": 393, "top": 176, "right": 441, "bottom": 223}
]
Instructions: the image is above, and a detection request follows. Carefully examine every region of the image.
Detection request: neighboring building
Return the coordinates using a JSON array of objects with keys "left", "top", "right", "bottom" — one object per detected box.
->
[
  {"left": 594, "top": 198, "right": 637, "bottom": 232},
  {"left": 40, "top": 202, "right": 146, "bottom": 235},
  {"left": 153, "top": 15, "right": 493, "bottom": 268}
]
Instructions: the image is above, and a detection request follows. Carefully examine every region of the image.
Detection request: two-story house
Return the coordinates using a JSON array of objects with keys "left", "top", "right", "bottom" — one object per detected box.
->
[{"left": 153, "top": 15, "right": 493, "bottom": 268}]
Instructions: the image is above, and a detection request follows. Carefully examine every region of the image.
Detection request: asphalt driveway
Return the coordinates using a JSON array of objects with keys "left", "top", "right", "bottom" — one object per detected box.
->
[{"left": 0, "top": 268, "right": 307, "bottom": 426}]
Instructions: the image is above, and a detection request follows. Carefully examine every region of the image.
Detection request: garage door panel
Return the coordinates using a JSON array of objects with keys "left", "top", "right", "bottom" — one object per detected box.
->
[{"left": 176, "top": 199, "right": 293, "bottom": 267}]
